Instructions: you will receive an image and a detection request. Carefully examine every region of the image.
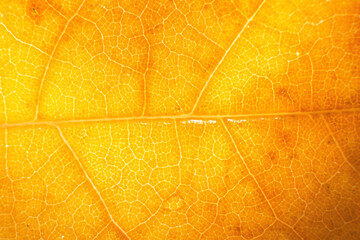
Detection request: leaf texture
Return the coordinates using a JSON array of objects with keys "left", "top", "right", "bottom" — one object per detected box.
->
[{"left": 0, "top": 0, "right": 359, "bottom": 239}]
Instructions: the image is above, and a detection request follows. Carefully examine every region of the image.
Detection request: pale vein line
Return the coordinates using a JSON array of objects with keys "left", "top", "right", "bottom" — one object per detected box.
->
[
  {"left": 140, "top": 18, "right": 150, "bottom": 117},
  {"left": 321, "top": 114, "right": 360, "bottom": 177},
  {"left": 174, "top": 119, "right": 182, "bottom": 184},
  {"left": 309, "top": 55, "right": 314, "bottom": 109},
  {"left": 92, "top": 222, "right": 111, "bottom": 240},
  {"left": 220, "top": 119, "right": 304, "bottom": 240},
  {"left": 1, "top": 108, "right": 359, "bottom": 128},
  {"left": 45, "top": 0, "right": 67, "bottom": 19},
  {"left": 33, "top": 0, "right": 87, "bottom": 121},
  {"left": 4, "top": 128, "right": 9, "bottom": 179},
  {"left": 53, "top": 124, "right": 130, "bottom": 240},
  {"left": 0, "top": 68, "right": 7, "bottom": 124},
  {"left": 0, "top": 23, "right": 49, "bottom": 57},
  {"left": 189, "top": 0, "right": 267, "bottom": 114}
]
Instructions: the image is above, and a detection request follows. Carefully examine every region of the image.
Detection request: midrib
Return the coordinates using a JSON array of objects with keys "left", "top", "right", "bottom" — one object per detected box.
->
[{"left": 0, "top": 108, "right": 359, "bottom": 128}]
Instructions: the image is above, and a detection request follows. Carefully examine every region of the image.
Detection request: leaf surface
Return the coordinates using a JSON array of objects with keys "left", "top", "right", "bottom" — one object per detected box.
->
[{"left": 0, "top": 0, "right": 359, "bottom": 239}]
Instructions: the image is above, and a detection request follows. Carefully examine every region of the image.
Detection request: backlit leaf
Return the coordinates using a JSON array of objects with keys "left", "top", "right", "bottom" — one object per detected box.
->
[{"left": 0, "top": 0, "right": 359, "bottom": 239}]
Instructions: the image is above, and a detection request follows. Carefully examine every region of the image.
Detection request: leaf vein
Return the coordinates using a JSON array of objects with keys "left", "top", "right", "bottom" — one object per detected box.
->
[
  {"left": 189, "top": 0, "right": 267, "bottom": 114},
  {"left": 53, "top": 124, "right": 131, "bottom": 240}
]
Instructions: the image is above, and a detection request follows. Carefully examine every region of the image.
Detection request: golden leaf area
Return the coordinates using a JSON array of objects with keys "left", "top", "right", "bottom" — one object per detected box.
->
[{"left": 0, "top": 0, "right": 360, "bottom": 239}]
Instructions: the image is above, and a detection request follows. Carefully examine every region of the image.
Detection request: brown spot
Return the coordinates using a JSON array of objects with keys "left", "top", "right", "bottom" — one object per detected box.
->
[
  {"left": 323, "top": 182, "right": 332, "bottom": 195},
  {"left": 231, "top": 226, "right": 241, "bottom": 235},
  {"left": 26, "top": 0, "right": 48, "bottom": 25},
  {"left": 268, "top": 151, "right": 277, "bottom": 161},
  {"left": 267, "top": 150, "right": 278, "bottom": 166},
  {"left": 175, "top": 103, "right": 182, "bottom": 112},
  {"left": 285, "top": 151, "right": 294, "bottom": 160},
  {"left": 282, "top": 130, "right": 292, "bottom": 143},
  {"left": 275, "top": 128, "right": 296, "bottom": 148},
  {"left": 145, "top": 24, "right": 163, "bottom": 36},
  {"left": 277, "top": 87, "right": 291, "bottom": 100}
]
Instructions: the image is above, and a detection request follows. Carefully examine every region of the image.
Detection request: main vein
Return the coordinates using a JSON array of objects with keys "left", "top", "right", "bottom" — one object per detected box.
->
[{"left": 0, "top": 108, "right": 358, "bottom": 128}]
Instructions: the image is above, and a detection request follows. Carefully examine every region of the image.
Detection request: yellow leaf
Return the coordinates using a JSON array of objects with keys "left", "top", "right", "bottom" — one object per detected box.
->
[{"left": 0, "top": 0, "right": 359, "bottom": 239}]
